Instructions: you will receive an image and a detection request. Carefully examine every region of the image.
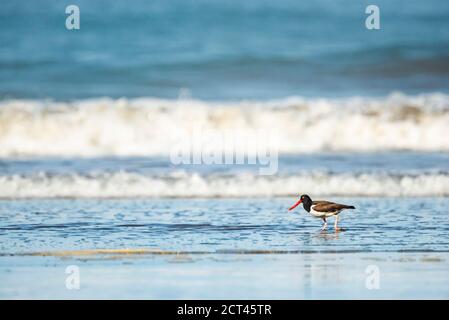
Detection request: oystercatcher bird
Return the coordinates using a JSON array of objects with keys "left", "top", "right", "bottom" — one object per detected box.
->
[{"left": 288, "top": 194, "right": 355, "bottom": 230}]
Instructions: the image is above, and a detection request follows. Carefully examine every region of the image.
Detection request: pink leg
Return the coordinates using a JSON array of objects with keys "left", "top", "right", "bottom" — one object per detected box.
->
[{"left": 334, "top": 215, "right": 339, "bottom": 230}]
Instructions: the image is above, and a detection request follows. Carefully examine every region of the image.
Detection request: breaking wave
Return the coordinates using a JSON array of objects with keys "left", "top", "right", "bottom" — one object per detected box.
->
[
  {"left": 1, "top": 171, "right": 448, "bottom": 198},
  {"left": 1, "top": 92, "right": 449, "bottom": 157}
]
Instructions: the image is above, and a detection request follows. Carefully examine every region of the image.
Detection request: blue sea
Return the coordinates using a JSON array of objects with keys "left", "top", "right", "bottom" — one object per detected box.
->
[
  {"left": 1, "top": 0, "right": 449, "bottom": 299},
  {"left": 1, "top": 0, "right": 449, "bottom": 99}
]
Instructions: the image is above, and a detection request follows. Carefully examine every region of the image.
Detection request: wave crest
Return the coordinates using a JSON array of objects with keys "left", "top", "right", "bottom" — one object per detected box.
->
[
  {"left": 1, "top": 171, "right": 448, "bottom": 198},
  {"left": 1, "top": 92, "right": 449, "bottom": 157}
]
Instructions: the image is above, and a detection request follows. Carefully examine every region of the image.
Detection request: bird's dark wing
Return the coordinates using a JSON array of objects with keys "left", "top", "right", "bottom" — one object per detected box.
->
[{"left": 312, "top": 201, "right": 355, "bottom": 212}]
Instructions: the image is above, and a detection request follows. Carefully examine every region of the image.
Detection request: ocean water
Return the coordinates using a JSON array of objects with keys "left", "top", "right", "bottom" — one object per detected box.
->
[
  {"left": 1, "top": 0, "right": 449, "bottom": 298},
  {"left": 1, "top": 197, "right": 449, "bottom": 254},
  {"left": 1, "top": 0, "right": 449, "bottom": 99}
]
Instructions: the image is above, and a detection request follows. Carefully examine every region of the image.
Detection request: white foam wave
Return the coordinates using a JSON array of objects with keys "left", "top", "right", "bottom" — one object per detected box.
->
[
  {"left": 1, "top": 171, "right": 448, "bottom": 198},
  {"left": 1, "top": 92, "right": 449, "bottom": 157}
]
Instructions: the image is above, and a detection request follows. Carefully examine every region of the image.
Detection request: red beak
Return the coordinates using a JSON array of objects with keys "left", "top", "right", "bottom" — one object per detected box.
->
[{"left": 289, "top": 199, "right": 302, "bottom": 211}]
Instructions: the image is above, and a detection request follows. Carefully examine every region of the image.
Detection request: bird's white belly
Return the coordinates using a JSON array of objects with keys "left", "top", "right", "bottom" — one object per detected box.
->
[{"left": 310, "top": 207, "right": 340, "bottom": 218}]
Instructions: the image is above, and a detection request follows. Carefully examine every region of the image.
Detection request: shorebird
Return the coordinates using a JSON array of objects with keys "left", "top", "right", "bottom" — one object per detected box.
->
[{"left": 288, "top": 194, "right": 355, "bottom": 230}]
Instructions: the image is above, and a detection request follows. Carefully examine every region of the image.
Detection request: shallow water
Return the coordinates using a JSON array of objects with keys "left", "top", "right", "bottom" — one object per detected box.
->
[
  {"left": 1, "top": 197, "right": 448, "bottom": 299},
  {"left": 1, "top": 197, "right": 448, "bottom": 254}
]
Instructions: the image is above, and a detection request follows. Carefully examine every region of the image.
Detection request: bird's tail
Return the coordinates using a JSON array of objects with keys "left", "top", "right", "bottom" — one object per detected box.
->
[{"left": 345, "top": 205, "right": 356, "bottom": 209}]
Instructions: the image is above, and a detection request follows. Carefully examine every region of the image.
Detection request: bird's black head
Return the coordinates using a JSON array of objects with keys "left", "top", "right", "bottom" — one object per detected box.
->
[{"left": 288, "top": 194, "right": 313, "bottom": 212}]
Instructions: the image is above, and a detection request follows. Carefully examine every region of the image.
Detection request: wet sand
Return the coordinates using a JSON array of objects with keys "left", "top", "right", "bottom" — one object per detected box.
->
[{"left": 1, "top": 251, "right": 448, "bottom": 299}]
